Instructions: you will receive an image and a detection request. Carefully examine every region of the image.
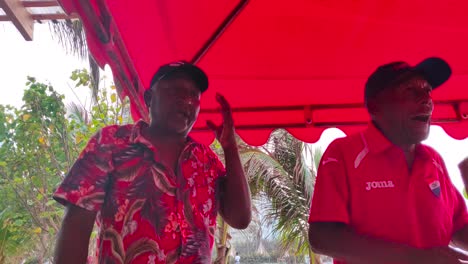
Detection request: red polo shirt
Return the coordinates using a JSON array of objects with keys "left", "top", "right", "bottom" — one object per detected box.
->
[{"left": 309, "top": 123, "right": 468, "bottom": 264}]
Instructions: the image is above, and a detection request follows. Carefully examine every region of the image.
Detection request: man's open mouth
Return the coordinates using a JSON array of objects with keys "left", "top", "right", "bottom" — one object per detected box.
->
[
  {"left": 176, "top": 111, "right": 190, "bottom": 120},
  {"left": 411, "top": 115, "right": 431, "bottom": 123}
]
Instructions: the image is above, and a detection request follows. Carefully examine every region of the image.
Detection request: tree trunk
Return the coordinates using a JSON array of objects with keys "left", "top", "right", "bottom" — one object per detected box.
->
[
  {"left": 214, "top": 218, "right": 231, "bottom": 264},
  {"left": 214, "top": 245, "right": 227, "bottom": 264},
  {"left": 309, "top": 248, "right": 321, "bottom": 264}
]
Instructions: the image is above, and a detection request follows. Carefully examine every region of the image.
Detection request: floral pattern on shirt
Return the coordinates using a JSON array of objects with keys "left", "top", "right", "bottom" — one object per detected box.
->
[{"left": 54, "top": 121, "right": 226, "bottom": 263}]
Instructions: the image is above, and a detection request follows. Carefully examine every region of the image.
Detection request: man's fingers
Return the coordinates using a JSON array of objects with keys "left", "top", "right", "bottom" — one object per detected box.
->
[
  {"left": 206, "top": 120, "right": 218, "bottom": 132},
  {"left": 216, "top": 93, "right": 233, "bottom": 126},
  {"left": 459, "top": 157, "right": 468, "bottom": 169},
  {"left": 216, "top": 93, "right": 230, "bottom": 109},
  {"left": 216, "top": 93, "right": 232, "bottom": 114},
  {"left": 452, "top": 249, "right": 468, "bottom": 261},
  {"left": 441, "top": 247, "right": 468, "bottom": 261}
]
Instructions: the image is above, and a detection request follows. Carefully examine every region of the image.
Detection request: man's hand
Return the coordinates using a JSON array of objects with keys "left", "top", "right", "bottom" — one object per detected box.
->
[
  {"left": 206, "top": 93, "right": 236, "bottom": 149},
  {"left": 412, "top": 246, "right": 468, "bottom": 264},
  {"left": 207, "top": 94, "right": 251, "bottom": 229},
  {"left": 459, "top": 157, "right": 468, "bottom": 188},
  {"left": 309, "top": 222, "right": 468, "bottom": 264}
]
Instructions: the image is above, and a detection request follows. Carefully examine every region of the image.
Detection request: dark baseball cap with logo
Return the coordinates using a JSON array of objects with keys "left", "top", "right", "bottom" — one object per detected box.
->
[
  {"left": 149, "top": 61, "right": 209, "bottom": 92},
  {"left": 364, "top": 57, "right": 452, "bottom": 106}
]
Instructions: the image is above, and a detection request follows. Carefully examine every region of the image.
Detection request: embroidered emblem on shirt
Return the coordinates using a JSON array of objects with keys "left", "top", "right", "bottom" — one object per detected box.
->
[{"left": 429, "top": 180, "right": 441, "bottom": 197}]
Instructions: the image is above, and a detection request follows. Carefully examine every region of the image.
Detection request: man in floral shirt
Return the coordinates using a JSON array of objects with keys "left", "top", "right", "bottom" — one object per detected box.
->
[{"left": 53, "top": 61, "right": 252, "bottom": 264}]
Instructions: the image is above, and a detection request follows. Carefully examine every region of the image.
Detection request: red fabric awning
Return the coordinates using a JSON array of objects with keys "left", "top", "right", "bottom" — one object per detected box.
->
[{"left": 58, "top": 0, "right": 468, "bottom": 146}]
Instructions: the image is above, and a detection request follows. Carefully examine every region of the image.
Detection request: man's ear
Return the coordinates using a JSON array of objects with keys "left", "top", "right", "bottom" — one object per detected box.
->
[{"left": 144, "top": 89, "right": 152, "bottom": 108}]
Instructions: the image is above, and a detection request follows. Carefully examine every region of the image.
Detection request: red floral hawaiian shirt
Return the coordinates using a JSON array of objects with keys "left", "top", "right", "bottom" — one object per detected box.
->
[{"left": 54, "top": 121, "right": 226, "bottom": 263}]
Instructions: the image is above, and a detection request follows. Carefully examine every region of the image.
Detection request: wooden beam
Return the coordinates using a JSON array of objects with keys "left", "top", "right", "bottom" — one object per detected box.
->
[
  {"left": 31, "top": 13, "right": 77, "bottom": 20},
  {"left": 0, "top": 13, "right": 77, "bottom": 21},
  {"left": 0, "top": 0, "right": 33, "bottom": 40},
  {"left": 22, "top": 1, "right": 60, "bottom": 8}
]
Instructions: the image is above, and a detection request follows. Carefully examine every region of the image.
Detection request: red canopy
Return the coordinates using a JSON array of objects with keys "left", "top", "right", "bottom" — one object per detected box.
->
[{"left": 58, "top": 0, "right": 468, "bottom": 146}]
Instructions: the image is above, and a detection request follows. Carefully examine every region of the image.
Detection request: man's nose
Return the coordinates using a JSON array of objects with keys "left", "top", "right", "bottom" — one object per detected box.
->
[{"left": 419, "top": 91, "right": 432, "bottom": 104}]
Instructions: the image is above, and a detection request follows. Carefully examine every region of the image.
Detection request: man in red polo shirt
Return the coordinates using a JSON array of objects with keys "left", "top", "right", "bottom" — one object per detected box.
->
[
  {"left": 308, "top": 58, "right": 468, "bottom": 263},
  {"left": 53, "top": 61, "right": 252, "bottom": 263}
]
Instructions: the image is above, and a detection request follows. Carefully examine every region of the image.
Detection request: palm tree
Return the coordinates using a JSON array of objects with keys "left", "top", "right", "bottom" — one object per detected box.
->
[
  {"left": 212, "top": 130, "right": 324, "bottom": 264},
  {"left": 49, "top": 20, "right": 101, "bottom": 102},
  {"left": 242, "top": 130, "right": 323, "bottom": 263}
]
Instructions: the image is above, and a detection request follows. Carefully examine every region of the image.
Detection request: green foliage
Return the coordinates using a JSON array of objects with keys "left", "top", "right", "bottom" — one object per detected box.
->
[
  {"left": 68, "top": 69, "right": 131, "bottom": 149},
  {"left": 0, "top": 208, "right": 33, "bottom": 260},
  {"left": 0, "top": 78, "right": 70, "bottom": 262},
  {"left": 238, "top": 130, "right": 322, "bottom": 259},
  {"left": 214, "top": 131, "right": 322, "bottom": 262},
  {"left": 0, "top": 70, "right": 131, "bottom": 262}
]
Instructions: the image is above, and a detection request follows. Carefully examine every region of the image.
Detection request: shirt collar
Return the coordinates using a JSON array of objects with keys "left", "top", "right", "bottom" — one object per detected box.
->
[
  {"left": 364, "top": 122, "right": 432, "bottom": 161},
  {"left": 364, "top": 122, "right": 393, "bottom": 153},
  {"left": 130, "top": 120, "right": 196, "bottom": 149},
  {"left": 130, "top": 120, "right": 153, "bottom": 148}
]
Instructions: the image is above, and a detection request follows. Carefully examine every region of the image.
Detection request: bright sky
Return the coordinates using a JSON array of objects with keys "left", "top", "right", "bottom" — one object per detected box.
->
[
  {"left": 1, "top": 23, "right": 468, "bottom": 194},
  {"left": 0, "top": 23, "right": 88, "bottom": 108}
]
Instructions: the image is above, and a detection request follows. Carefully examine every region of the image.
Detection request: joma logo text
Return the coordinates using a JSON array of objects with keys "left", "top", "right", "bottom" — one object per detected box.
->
[{"left": 365, "top": 181, "right": 395, "bottom": 191}]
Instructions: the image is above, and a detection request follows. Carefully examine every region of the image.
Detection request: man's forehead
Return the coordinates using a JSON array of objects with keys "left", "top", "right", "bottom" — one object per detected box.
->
[
  {"left": 153, "top": 76, "right": 201, "bottom": 95},
  {"left": 375, "top": 75, "right": 431, "bottom": 99},
  {"left": 153, "top": 73, "right": 198, "bottom": 88},
  {"left": 397, "top": 75, "right": 432, "bottom": 89}
]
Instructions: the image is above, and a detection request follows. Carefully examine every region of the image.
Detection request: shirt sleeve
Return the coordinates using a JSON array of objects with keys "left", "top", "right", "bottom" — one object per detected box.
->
[
  {"left": 451, "top": 187, "right": 468, "bottom": 234},
  {"left": 436, "top": 154, "right": 468, "bottom": 235},
  {"left": 53, "top": 127, "right": 115, "bottom": 212},
  {"left": 204, "top": 146, "right": 226, "bottom": 179},
  {"left": 213, "top": 153, "right": 227, "bottom": 178},
  {"left": 309, "top": 139, "right": 350, "bottom": 224}
]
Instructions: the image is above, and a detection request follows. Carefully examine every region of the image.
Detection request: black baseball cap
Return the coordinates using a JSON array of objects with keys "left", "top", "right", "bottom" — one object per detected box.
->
[
  {"left": 149, "top": 61, "right": 209, "bottom": 92},
  {"left": 364, "top": 57, "right": 452, "bottom": 105}
]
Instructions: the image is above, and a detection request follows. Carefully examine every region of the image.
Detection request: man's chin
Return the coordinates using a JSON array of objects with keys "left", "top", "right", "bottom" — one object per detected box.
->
[
  {"left": 170, "top": 124, "right": 194, "bottom": 137},
  {"left": 410, "top": 130, "right": 430, "bottom": 144}
]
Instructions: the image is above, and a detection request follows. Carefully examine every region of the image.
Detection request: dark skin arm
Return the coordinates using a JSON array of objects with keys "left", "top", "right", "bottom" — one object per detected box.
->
[
  {"left": 308, "top": 222, "right": 468, "bottom": 264},
  {"left": 54, "top": 204, "right": 97, "bottom": 264},
  {"left": 451, "top": 157, "right": 468, "bottom": 250},
  {"left": 207, "top": 93, "right": 252, "bottom": 229},
  {"left": 452, "top": 225, "right": 468, "bottom": 250}
]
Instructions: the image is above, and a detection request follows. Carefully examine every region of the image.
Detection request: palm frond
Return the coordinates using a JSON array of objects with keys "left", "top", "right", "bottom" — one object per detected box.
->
[
  {"left": 242, "top": 130, "right": 320, "bottom": 257},
  {"left": 67, "top": 102, "right": 88, "bottom": 125},
  {"left": 49, "top": 20, "right": 101, "bottom": 102},
  {"left": 212, "top": 131, "right": 323, "bottom": 260},
  {"left": 88, "top": 55, "right": 101, "bottom": 103},
  {"left": 49, "top": 20, "right": 87, "bottom": 59},
  {"left": 313, "top": 147, "right": 323, "bottom": 174}
]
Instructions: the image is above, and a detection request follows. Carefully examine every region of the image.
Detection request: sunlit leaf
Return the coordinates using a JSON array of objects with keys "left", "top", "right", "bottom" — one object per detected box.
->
[
  {"left": 22, "top": 114, "right": 31, "bottom": 121},
  {"left": 110, "top": 93, "right": 117, "bottom": 103}
]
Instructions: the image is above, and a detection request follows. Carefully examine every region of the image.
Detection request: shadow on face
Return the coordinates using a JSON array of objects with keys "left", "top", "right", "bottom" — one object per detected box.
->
[
  {"left": 367, "top": 75, "right": 434, "bottom": 146},
  {"left": 145, "top": 73, "right": 202, "bottom": 136}
]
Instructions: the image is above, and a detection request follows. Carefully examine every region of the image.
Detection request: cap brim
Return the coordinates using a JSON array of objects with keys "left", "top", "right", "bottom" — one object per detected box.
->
[{"left": 414, "top": 57, "right": 452, "bottom": 89}]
